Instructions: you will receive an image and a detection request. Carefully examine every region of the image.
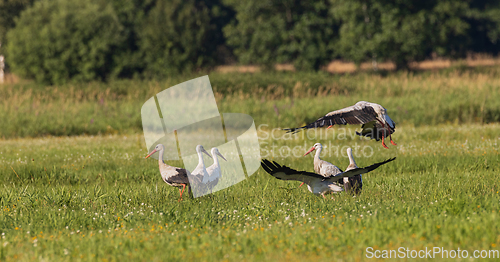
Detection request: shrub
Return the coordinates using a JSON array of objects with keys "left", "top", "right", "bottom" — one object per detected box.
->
[
  {"left": 6, "top": 0, "right": 125, "bottom": 84},
  {"left": 223, "top": 0, "right": 337, "bottom": 71}
]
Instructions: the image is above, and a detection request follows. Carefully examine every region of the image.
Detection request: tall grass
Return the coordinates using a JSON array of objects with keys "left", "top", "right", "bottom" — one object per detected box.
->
[{"left": 1, "top": 66, "right": 500, "bottom": 139}]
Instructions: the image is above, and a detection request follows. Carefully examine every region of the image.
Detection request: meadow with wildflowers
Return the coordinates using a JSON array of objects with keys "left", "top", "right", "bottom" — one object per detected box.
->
[{"left": 1, "top": 67, "right": 500, "bottom": 261}]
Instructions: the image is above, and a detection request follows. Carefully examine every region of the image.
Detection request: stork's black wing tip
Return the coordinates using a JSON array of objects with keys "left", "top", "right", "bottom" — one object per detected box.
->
[
  {"left": 261, "top": 159, "right": 273, "bottom": 174},
  {"left": 385, "top": 157, "right": 396, "bottom": 162},
  {"left": 282, "top": 126, "right": 306, "bottom": 134}
]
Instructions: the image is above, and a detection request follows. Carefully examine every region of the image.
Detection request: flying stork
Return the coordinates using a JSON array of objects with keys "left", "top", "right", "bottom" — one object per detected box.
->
[
  {"left": 283, "top": 101, "right": 397, "bottom": 149},
  {"left": 145, "top": 144, "right": 191, "bottom": 201},
  {"left": 261, "top": 157, "right": 395, "bottom": 198}
]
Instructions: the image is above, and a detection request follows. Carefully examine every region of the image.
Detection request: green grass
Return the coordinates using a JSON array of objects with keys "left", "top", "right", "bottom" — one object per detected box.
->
[
  {"left": 2, "top": 66, "right": 500, "bottom": 138},
  {"left": 1, "top": 123, "right": 499, "bottom": 261},
  {"left": 1, "top": 66, "right": 500, "bottom": 261}
]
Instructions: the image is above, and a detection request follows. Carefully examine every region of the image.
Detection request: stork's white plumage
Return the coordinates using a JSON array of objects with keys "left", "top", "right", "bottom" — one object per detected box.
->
[
  {"left": 205, "top": 147, "right": 227, "bottom": 192},
  {"left": 261, "top": 157, "right": 396, "bottom": 198},
  {"left": 191, "top": 145, "right": 212, "bottom": 182},
  {"left": 283, "top": 101, "right": 397, "bottom": 149},
  {"left": 343, "top": 148, "right": 363, "bottom": 194},
  {"left": 145, "top": 144, "right": 191, "bottom": 201},
  {"left": 298, "top": 143, "right": 342, "bottom": 188}
]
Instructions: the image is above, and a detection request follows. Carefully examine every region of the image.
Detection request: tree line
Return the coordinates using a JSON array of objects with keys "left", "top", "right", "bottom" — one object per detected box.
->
[{"left": 1, "top": 0, "right": 500, "bottom": 84}]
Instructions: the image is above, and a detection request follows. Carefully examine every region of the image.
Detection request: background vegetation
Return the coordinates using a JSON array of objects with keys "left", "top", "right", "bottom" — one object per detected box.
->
[
  {"left": 1, "top": 66, "right": 500, "bottom": 139},
  {"left": 2, "top": 0, "right": 500, "bottom": 83},
  {"left": 1, "top": 0, "right": 500, "bottom": 261}
]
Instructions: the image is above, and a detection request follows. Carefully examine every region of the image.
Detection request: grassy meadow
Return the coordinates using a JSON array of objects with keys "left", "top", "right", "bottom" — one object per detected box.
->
[{"left": 1, "top": 66, "right": 500, "bottom": 261}]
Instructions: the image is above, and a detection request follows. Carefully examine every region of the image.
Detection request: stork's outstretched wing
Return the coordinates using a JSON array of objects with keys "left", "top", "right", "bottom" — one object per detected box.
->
[
  {"left": 283, "top": 102, "right": 378, "bottom": 133},
  {"left": 261, "top": 159, "right": 325, "bottom": 185},
  {"left": 324, "top": 157, "right": 396, "bottom": 182}
]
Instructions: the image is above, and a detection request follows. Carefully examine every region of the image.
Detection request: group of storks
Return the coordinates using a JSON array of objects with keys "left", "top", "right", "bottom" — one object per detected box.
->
[{"left": 147, "top": 101, "right": 397, "bottom": 201}]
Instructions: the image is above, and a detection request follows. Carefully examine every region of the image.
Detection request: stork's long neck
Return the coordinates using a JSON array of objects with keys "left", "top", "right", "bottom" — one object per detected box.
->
[
  {"left": 158, "top": 149, "right": 165, "bottom": 165},
  {"left": 347, "top": 150, "right": 357, "bottom": 169},
  {"left": 314, "top": 146, "right": 322, "bottom": 162},
  {"left": 212, "top": 153, "right": 220, "bottom": 168},
  {"left": 197, "top": 151, "right": 205, "bottom": 169}
]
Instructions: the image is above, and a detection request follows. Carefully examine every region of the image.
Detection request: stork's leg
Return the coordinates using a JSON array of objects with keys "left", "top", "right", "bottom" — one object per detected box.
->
[
  {"left": 375, "top": 119, "right": 389, "bottom": 149},
  {"left": 381, "top": 135, "right": 389, "bottom": 149},
  {"left": 298, "top": 182, "right": 304, "bottom": 188},
  {"left": 179, "top": 184, "right": 186, "bottom": 202},
  {"left": 327, "top": 125, "right": 333, "bottom": 130},
  {"left": 390, "top": 134, "right": 397, "bottom": 146}
]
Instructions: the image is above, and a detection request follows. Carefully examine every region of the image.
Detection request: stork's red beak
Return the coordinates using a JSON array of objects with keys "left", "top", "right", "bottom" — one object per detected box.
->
[
  {"left": 145, "top": 149, "right": 157, "bottom": 159},
  {"left": 303, "top": 147, "right": 315, "bottom": 156}
]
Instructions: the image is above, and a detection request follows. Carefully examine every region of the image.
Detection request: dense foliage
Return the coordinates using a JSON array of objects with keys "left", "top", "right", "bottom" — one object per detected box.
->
[
  {"left": 0, "top": 0, "right": 35, "bottom": 54},
  {"left": 223, "top": 0, "right": 337, "bottom": 70},
  {"left": 5, "top": 0, "right": 125, "bottom": 84},
  {"left": 2, "top": 0, "right": 500, "bottom": 83},
  {"left": 331, "top": 0, "right": 500, "bottom": 69}
]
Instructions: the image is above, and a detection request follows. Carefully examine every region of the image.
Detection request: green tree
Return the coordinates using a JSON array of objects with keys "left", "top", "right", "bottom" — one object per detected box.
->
[
  {"left": 137, "top": 0, "right": 234, "bottom": 78},
  {"left": 330, "top": 0, "right": 500, "bottom": 70},
  {"left": 6, "top": 0, "right": 125, "bottom": 84},
  {"left": 224, "top": 0, "right": 337, "bottom": 70},
  {"left": 0, "top": 0, "right": 36, "bottom": 54}
]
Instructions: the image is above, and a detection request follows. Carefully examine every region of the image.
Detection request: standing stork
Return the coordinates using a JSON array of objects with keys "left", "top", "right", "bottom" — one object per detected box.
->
[
  {"left": 204, "top": 147, "right": 227, "bottom": 193},
  {"left": 299, "top": 143, "right": 342, "bottom": 188},
  {"left": 261, "top": 157, "right": 395, "bottom": 198},
  {"left": 343, "top": 148, "right": 362, "bottom": 194},
  {"left": 190, "top": 145, "right": 212, "bottom": 195},
  {"left": 283, "top": 101, "right": 397, "bottom": 149},
  {"left": 145, "top": 144, "right": 191, "bottom": 201}
]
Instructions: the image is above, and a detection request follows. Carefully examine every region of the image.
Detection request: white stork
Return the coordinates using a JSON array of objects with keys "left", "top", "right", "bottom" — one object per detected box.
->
[
  {"left": 204, "top": 147, "right": 227, "bottom": 192},
  {"left": 191, "top": 145, "right": 212, "bottom": 189},
  {"left": 261, "top": 157, "right": 395, "bottom": 198},
  {"left": 298, "top": 143, "right": 342, "bottom": 188},
  {"left": 145, "top": 144, "right": 191, "bottom": 201},
  {"left": 283, "top": 101, "right": 397, "bottom": 149},
  {"left": 343, "top": 148, "right": 362, "bottom": 194}
]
